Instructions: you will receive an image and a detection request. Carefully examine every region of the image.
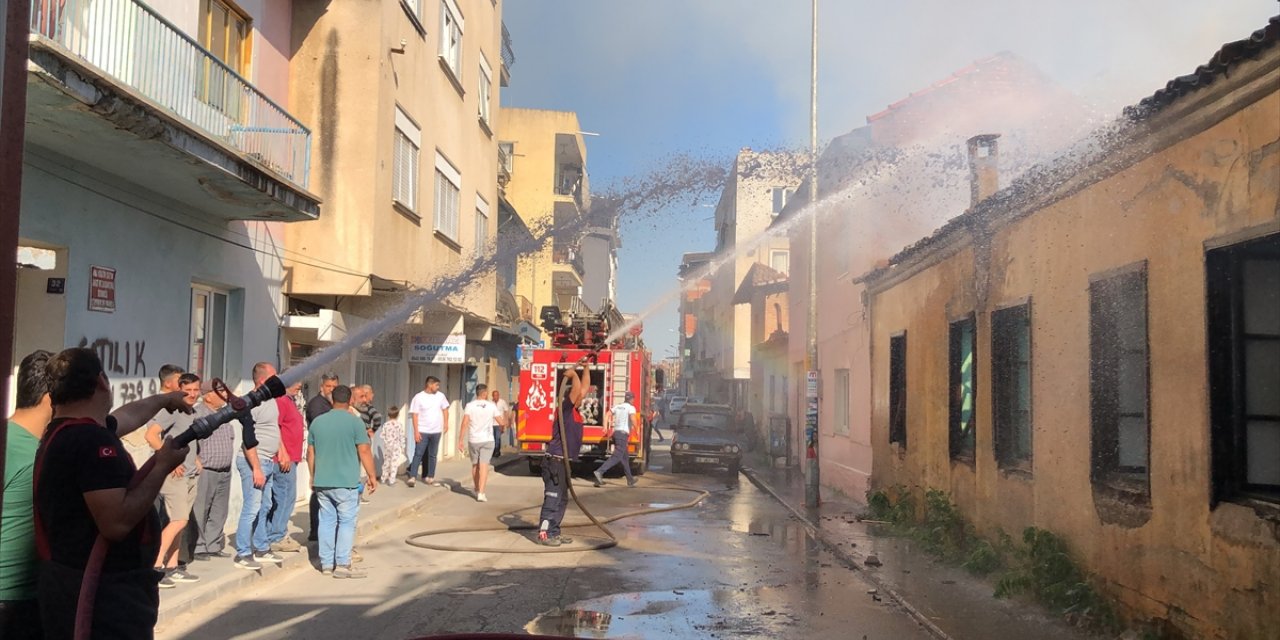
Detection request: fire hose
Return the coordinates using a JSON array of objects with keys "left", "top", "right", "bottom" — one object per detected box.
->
[
  {"left": 406, "top": 353, "right": 710, "bottom": 554},
  {"left": 69, "top": 376, "right": 287, "bottom": 640}
]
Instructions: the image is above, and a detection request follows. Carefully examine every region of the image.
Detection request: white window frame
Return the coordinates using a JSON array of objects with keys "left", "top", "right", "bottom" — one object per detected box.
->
[
  {"left": 771, "top": 186, "right": 793, "bottom": 215},
  {"left": 477, "top": 54, "right": 493, "bottom": 125},
  {"left": 393, "top": 107, "right": 421, "bottom": 212},
  {"left": 189, "top": 285, "right": 229, "bottom": 383},
  {"left": 770, "top": 250, "right": 790, "bottom": 275},
  {"left": 434, "top": 152, "right": 462, "bottom": 241},
  {"left": 438, "top": 0, "right": 464, "bottom": 77},
  {"left": 474, "top": 194, "right": 490, "bottom": 256}
]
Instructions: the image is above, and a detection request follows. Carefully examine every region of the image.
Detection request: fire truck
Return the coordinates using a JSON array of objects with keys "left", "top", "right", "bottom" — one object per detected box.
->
[{"left": 516, "top": 303, "right": 653, "bottom": 475}]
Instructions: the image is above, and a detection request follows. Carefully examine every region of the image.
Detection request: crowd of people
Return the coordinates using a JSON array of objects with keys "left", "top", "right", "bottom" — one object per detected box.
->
[{"left": 0, "top": 346, "right": 519, "bottom": 639}]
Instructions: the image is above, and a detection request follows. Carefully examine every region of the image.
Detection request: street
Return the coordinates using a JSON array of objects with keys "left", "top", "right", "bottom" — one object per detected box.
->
[{"left": 155, "top": 442, "right": 935, "bottom": 640}]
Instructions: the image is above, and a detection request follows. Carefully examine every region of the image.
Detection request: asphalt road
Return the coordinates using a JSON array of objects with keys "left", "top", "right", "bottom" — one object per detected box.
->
[{"left": 156, "top": 444, "right": 936, "bottom": 640}]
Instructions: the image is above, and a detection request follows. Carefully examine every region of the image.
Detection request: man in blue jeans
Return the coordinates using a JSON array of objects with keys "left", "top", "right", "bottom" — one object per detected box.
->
[
  {"left": 307, "top": 386, "right": 377, "bottom": 578},
  {"left": 232, "top": 363, "right": 289, "bottom": 571}
]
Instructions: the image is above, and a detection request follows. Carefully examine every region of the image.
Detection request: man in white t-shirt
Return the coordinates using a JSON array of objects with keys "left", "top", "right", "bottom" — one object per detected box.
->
[
  {"left": 407, "top": 376, "right": 449, "bottom": 487},
  {"left": 458, "top": 384, "right": 505, "bottom": 502},
  {"left": 593, "top": 392, "right": 639, "bottom": 488}
]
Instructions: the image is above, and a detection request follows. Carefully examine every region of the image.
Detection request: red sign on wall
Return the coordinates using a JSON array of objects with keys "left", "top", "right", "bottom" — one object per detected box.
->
[{"left": 88, "top": 265, "right": 116, "bottom": 313}]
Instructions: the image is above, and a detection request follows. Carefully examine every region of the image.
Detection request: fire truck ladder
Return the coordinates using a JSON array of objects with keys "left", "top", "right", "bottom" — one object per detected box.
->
[{"left": 610, "top": 353, "right": 630, "bottom": 410}]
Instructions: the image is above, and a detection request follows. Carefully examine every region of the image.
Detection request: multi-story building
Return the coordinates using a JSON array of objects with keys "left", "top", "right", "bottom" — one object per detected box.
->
[
  {"left": 16, "top": 0, "right": 318, "bottom": 407},
  {"left": 579, "top": 197, "right": 621, "bottom": 311},
  {"left": 282, "top": 0, "right": 511, "bottom": 455},
  {"left": 860, "top": 20, "right": 1278, "bottom": 637},
  {"left": 732, "top": 262, "right": 789, "bottom": 457},
  {"left": 677, "top": 251, "right": 713, "bottom": 398},
  {"left": 779, "top": 52, "right": 1088, "bottom": 499},
  {"left": 696, "top": 149, "right": 801, "bottom": 407},
  {"left": 496, "top": 107, "right": 591, "bottom": 338}
]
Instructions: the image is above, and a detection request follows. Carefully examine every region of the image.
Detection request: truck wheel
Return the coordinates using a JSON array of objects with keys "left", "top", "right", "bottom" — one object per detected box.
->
[{"left": 528, "top": 457, "right": 542, "bottom": 476}]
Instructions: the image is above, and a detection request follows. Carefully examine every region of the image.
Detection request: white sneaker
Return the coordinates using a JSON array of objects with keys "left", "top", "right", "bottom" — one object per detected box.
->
[{"left": 476, "top": 493, "right": 488, "bottom": 502}]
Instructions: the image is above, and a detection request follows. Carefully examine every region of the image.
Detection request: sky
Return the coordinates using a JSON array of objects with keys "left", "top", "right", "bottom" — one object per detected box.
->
[{"left": 499, "top": 1, "right": 1277, "bottom": 358}]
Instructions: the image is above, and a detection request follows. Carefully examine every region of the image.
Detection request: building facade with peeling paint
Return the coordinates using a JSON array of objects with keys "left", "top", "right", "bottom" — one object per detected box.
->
[{"left": 861, "top": 20, "right": 1279, "bottom": 638}]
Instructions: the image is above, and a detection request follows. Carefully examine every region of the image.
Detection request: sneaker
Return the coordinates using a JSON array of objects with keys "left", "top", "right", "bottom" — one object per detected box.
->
[
  {"left": 333, "top": 565, "right": 367, "bottom": 579},
  {"left": 628, "top": 479, "right": 638, "bottom": 487},
  {"left": 158, "top": 572, "right": 176, "bottom": 589},
  {"left": 233, "top": 555, "right": 261, "bottom": 571},
  {"left": 321, "top": 566, "right": 333, "bottom": 576},
  {"left": 558, "top": 536, "right": 573, "bottom": 544},
  {"left": 169, "top": 568, "right": 201, "bottom": 583},
  {"left": 407, "top": 477, "right": 416, "bottom": 487},
  {"left": 360, "top": 495, "right": 371, "bottom": 504},
  {"left": 476, "top": 493, "right": 488, "bottom": 502},
  {"left": 534, "top": 536, "right": 562, "bottom": 547},
  {"left": 271, "top": 537, "right": 303, "bottom": 553},
  {"left": 351, "top": 549, "right": 364, "bottom": 564},
  {"left": 593, "top": 470, "right": 605, "bottom": 487},
  {"left": 254, "top": 551, "right": 285, "bottom": 565},
  {"left": 194, "top": 550, "right": 230, "bottom": 561}
]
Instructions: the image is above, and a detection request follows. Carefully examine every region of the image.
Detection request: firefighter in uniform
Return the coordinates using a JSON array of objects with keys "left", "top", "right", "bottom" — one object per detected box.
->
[{"left": 536, "top": 366, "right": 586, "bottom": 546}]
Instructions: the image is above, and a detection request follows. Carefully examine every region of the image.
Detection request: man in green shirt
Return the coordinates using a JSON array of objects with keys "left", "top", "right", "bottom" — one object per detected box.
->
[
  {"left": 307, "top": 386, "right": 376, "bottom": 579},
  {"left": 1, "top": 350, "right": 54, "bottom": 640}
]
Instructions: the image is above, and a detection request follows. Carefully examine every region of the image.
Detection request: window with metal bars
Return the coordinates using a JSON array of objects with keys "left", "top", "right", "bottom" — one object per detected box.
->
[
  {"left": 993, "top": 303, "right": 1032, "bottom": 468},
  {"left": 1089, "top": 263, "right": 1150, "bottom": 492}
]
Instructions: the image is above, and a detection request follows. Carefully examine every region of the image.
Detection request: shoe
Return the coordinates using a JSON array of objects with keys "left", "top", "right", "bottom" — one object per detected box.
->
[
  {"left": 628, "top": 479, "right": 638, "bottom": 487},
  {"left": 534, "top": 536, "right": 562, "bottom": 547},
  {"left": 557, "top": 536, "right": 573, "bottom": 544},
  {"left": 351, "top": 550, "right": 364, "bottom": 564},
  {"left": 271, "top": 537, "right": 303, "bottom": 553},
  {"left": 321, "top": 566, "right": 333, "bottom": 576},
  {"left": 158, "top": 573, "right": 176, "bottom": 589},
  {"left": 476, "top": 493, "right": 488, "bottom": 502},
  {"left": 333, "top": 565, "right": 367, "bottom": 579},
  {"left": 233, "top": 555, "right": 261, "bottom": 571},
  {"left": 407, "top": 477, "right": 416, "bottom": 488},
  {"left": 593, "top": 470, "right": 605, "bottom": 487},
  {"left": 360, "top": 495, "right": 371, "bottom": 504},
  {"left": 194, "top": 550, "right": 230, "bottom": 561},
  {"left": 169, "top": 568, "right": 200, "bottom": 583},
  {"left": 254, "top": 551, "right": 285, "bottom": 565}
]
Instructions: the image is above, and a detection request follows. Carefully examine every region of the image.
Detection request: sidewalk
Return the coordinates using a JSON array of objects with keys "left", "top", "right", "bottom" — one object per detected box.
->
[
  {"left": 157, "top": 452, "right": 524, "bottom": 625},
  {"left": 741, "top": 457, "right": 1103, "bottom": 640}
]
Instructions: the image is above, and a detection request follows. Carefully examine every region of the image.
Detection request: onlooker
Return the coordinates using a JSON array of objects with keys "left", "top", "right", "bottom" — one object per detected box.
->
[
  {"left": 33, "top": 348, "right": 192, "bottom": 639},
  {"left": 232, "top": 362, "right": 288, "bottom": 570},
  {"left": 458, "top": 384, "right": 502, "bottom": 502},
  {"left": 307, "top": 386, "right": 377, "bottom": 578},
  {"left": 191, "top": 380, "right": 241, "bottom": 561},
  {"left": 353, "top": 385, "right": 383, "bottom": 503},
  {"left": 267, "top": 381, "right": 305, "bottom": 554},
  {"left": 305, "top": 373, "right": 338, "bottom": 543},
  {"left": 537, "top": 366, "right": 586, "bottom": 547},
  {"left": 491, "top": 389, "right": 510, "bottom": 458},
  {"left": 594, "top": 391, "right": 639, "bottom": 488},
  {"left": 407, "top": 376, "right": 449, "bottom": 487},
  {"left": 120, "top": 364, "right": 183, "bottom": 468},
  {"left": 146, "top": 372, "right": 203, "bottom": 587},
  {"left": 379, "top": 406, "right": 406, "bottom": 486},
  {"left": 1, "top": 350, "right": 54, "bottom": 640}
]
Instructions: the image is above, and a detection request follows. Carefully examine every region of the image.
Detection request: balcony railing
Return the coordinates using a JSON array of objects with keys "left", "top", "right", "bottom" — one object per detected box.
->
[
  {"left": 29, "top": 0, "right": 311, "bottom": 188},
  {"left": 501, "top": 22, "right": 515, "bottom": 70},
  {"left": 497, "top": 142, "right": 513, "bottom": 187},
  {"left": 552, "top": 246, "right": 584, "bottom": 278}
]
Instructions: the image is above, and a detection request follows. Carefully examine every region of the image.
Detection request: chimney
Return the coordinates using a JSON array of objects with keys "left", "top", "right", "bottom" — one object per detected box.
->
[{"left": 967, "top": 134, "right": 1000, "bottom": 207}]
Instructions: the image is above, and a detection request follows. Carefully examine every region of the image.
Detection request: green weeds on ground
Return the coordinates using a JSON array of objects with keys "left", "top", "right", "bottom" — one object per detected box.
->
[{"left": 864, "top": 487, "right": 1119, "bottom": 633}]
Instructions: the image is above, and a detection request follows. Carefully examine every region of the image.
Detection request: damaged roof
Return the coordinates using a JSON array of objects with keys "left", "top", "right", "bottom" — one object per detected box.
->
[{"left": 732, "top": 262, "right": 789, "bottom": 304}]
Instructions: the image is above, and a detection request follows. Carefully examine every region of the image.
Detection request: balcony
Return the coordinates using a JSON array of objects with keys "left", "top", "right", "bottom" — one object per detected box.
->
[
  {"left": 25, "top": 0, "right": 319, "bottom": 221},
  {"left": 500, "top": 22, "right": 515, "bottom": 87},
  {"left": 498, "top": 141, "right": 513, "bottom": 191}
]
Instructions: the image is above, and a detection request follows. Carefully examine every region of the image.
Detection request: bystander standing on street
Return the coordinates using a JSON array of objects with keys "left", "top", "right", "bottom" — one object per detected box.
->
[
  {"left": 458, "top": 384, "right": 502, "bottom": 502},
  {"left": 379, "top": 406, "right": 406, "bottom": 485},
  {"left": 232, "top": 362, "right": 287, "bottom": 571},
  {"left": 267, "top": 381, "right": 306, "bottom": 554},
  {"left": 491, "top": 389, "right": 510, "bottom": 458},
  {"left": 0, "top": 350, "right": 55, "bottom": 640},
  {"left": 305, "top": 373, "right": 339, "bottom": 543},
  {"left": 408, "top": 376, "right": 449, "bottom": 487},
  {"left": 33, "top": 347, "right": 193, "bottom": 639},
  {"left": 145, "top": 372, "right": 204, "bottom": 588},
  {"left": 190, "top": 380, "right": 242, "bottom": 561},
  {"left": 307, "top": 386, "right": 377, "bottom": 579}
]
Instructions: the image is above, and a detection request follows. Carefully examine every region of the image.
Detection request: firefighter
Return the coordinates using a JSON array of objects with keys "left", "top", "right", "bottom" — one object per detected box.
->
[{"left": 536, "top": 366, "right": 586, "bottom": 547}]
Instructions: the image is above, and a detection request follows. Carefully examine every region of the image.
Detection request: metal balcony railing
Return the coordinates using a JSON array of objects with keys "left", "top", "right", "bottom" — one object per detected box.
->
[
  {"left": 501, "top": 22, "right": 515, "bottom": 70},
  {"left": 552, "top": 246, "right": 584, "bottom": 278},
  {"left": 497, "top": 142, "right": 513, "bottom": 186},
  {"left": 29, "top": 0, "right": 311, "bottom": 188}
]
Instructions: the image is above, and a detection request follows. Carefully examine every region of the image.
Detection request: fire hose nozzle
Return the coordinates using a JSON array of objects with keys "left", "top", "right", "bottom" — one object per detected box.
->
[{"left": 174, "top": 375, "right": 287, "bottom": 447}]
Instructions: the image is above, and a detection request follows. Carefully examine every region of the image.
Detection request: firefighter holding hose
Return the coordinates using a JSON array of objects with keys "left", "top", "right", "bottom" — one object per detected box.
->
[
  {"left": 536, "top": 364, "right": 587, "bottom": 547},
  {"left": 33, "top": 347, "right": 194, "bottom": 639}
]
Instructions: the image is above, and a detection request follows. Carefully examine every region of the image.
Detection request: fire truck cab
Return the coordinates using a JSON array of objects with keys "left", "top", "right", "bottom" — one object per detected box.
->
[{"left": 516, "top": 304, "right": 653, "bottom": 476}]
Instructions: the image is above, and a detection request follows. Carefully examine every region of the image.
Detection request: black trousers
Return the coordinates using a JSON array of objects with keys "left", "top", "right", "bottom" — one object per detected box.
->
[
  {"left": 38, "top": 562, "right": 160, "bottom": 640},
  {"left": 538, "top": 457, "right": 570, "bottom": 538}
]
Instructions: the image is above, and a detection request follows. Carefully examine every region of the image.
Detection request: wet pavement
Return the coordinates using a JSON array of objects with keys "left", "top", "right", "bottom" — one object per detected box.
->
[{"left": 156, "top": 442, "right": 937, "bottom": 639}]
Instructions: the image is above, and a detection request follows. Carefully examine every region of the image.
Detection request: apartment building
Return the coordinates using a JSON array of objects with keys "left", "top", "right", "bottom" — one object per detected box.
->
[
  {"left": 677, "top": 251, "right": 713, "bottom": 398},
  {"left": 282, "top": 0, "right": 513, "bottom": 453},
  {"left": 861, "top": 20, "right": 1279, "bottom": 637}
]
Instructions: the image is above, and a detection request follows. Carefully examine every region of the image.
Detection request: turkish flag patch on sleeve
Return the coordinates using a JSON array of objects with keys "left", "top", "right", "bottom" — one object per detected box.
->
[{"left": 99, "top": 446, "right": 118, "bottom": 458}]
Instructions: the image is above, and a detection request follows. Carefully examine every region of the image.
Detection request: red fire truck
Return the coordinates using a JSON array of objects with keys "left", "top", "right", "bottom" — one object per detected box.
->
[{"left": 516, "top": 303, "right": 653, "bottom": 475}]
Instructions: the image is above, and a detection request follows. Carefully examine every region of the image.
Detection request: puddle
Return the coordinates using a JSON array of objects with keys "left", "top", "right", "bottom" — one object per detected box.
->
[{"left": 526, "top": 589, "right": 789, "bottom": 638}]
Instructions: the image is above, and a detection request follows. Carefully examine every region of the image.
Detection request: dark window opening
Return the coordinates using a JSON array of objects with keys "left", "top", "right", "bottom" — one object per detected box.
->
[
  {"left": 889, "top": 333, "right": 907, "bottom": 448},
  {"left": 993, "top": 303, "right": 1032, "bottom": 468},
  {"left": 949, "top": 315, "right": 977, "bottom": 460},
  {"left": 1209, "top": 233, "right": 1280, "bottom": 505},
  {"left": 1089, "top": 264, "right": 1150, "bottom": 492}
]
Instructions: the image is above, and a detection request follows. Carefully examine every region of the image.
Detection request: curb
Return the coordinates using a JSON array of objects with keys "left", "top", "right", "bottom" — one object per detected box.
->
[
  {"left": 741, "top": 466, "right": 954, "bottom": 640},
  {"left": 156, "top": 483, "right": 452, "bottom": 625}
]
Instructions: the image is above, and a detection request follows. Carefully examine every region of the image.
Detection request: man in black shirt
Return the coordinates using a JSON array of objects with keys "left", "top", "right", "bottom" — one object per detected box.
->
[
  {"left": 35, "top": 348, "right": 192, "bottom": 639},
  {"left": 306, "top": 373, "right": 339, "bottom": 542}
]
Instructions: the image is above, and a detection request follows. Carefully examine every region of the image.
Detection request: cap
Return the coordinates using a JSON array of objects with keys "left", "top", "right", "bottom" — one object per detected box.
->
[{"left": 624, "top": 391, "right": 635, "bottom": 402}]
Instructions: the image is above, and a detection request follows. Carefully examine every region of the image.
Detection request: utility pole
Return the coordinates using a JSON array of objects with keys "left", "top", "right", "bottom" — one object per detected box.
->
[
  {"left": 0, "top": 0, "right": 33, "bottom": 531},
  {"left": 804, "top": 0, "right": 820, "bottom": 508}
]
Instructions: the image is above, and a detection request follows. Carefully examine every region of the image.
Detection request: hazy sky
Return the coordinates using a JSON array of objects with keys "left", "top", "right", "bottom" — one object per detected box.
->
[{"left": 500, "top": 1, "right": 1277, "bottom": 357}]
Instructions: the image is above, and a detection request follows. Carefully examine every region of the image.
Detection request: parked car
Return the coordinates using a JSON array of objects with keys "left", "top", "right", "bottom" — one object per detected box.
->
[
  {"left": 667, "top": 395, "right": 689, "bottom": 416},
  {"left": 670, "top": 403, "right": 743, "bottom": 476}
]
